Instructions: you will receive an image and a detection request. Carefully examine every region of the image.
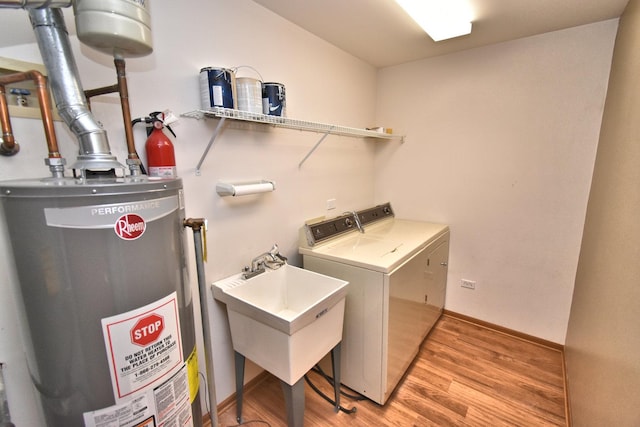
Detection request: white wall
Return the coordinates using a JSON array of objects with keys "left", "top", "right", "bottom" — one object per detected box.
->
[
  {"left": 0, "top": 1, "right": 377, "bottom": 425},
  {"left": 374, "top": 20, "right": 618, "bottom": 343},
  {"left": 565, "top": 0, "right": 640, "bottom": 424}
]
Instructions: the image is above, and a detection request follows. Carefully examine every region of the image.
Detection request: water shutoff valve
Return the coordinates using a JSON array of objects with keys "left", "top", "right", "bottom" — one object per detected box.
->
[{"left": 9, "top": 88, "right": 30, "bottom": 107}]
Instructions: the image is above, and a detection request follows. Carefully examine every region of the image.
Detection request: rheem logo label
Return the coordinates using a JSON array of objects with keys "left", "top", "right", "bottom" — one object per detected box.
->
[
  {"left": 114, "top": 213, "right": 146, "bottom": 240},
  {"left": 130, "top": 314, "right": 164, "bottom": 346}
]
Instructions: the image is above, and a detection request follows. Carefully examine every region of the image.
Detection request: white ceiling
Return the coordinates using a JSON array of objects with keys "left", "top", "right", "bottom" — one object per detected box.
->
[
  {"left": 0, "top": 1, "right": 630, "bottom": 68},
  {"left": 251, "top": 0, "right": 630, "bottom": 68}
]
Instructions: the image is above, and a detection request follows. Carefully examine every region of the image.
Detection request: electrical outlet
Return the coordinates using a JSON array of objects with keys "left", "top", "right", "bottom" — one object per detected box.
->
[
  {"left": 326, "top": 198, "right": 336, "bottom": 211},
  {"left": 461, "top": 279, "right": 476, "bottom": 290}
]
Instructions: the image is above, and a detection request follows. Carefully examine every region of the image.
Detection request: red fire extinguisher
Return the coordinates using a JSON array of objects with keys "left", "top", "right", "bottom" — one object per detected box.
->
[{"left": 134, "top": 111, "right": 177, "bottom": 178}]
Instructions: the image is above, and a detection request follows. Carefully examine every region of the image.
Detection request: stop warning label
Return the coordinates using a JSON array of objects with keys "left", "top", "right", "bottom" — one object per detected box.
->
[
  {"left": 102, "top": 292, "right": 183, "bottom": 400},
  {"left": 131, "top": 314, "right": 164, "bottom": 346}
]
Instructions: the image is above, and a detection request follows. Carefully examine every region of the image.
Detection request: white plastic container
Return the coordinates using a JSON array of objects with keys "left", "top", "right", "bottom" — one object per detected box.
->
[{"left": 235, "top": 77, "right": 263, "bottom": 114}]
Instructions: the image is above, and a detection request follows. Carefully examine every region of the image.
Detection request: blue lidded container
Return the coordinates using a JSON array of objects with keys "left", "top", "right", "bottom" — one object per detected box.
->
[
  {"left": 262, "top": 82, "right": 286, "bottom": 116},
  {"left": 199, "top": 67, "right": 236, "bottom": 109}
]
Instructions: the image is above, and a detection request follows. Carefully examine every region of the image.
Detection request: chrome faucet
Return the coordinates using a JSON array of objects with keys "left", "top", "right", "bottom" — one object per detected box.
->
[
  {"left": 242, "top": 244, "right": 288, "bottom": 279},
  {"left": 352, "top": 211, "right": 365, "bottom": 233}
]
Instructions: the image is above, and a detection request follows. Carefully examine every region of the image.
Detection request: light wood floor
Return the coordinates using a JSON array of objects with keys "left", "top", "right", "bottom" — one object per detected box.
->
[{"left": 212, "top": 314, "right": 566, "bottom": 426}]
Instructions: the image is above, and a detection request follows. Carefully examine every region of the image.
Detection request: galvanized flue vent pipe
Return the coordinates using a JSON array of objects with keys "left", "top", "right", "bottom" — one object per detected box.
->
[
  {"left": 0, "top": 363, "right": 15, "bottom": 427},
  {"left": 0, "top": 0, "right": 70, "bottom": 6},
  {"left": 28, "top": 7, "right": 123, "bottom": 173}
]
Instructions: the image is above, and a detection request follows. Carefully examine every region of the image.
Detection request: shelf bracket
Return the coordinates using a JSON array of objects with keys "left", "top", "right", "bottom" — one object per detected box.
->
[
  {"left": 298, "top": 126, "right": 335, "bottom": 169},
  {"left": 195, "top": 117, "right": 226, "bottom": 175}
]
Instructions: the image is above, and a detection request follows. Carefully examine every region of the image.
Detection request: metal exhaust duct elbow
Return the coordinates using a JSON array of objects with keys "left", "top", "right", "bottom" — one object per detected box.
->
[
  {"left": 28, "top": 7, "right": 123, "bottom": 172},
  {"left": 0, "top": 1, "right": 71, "bottom": 6}
]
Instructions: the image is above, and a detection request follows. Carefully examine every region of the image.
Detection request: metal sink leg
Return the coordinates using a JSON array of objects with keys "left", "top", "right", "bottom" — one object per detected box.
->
[
  {"left": 331, "top": 342, "right": 342, "bottom": 412},
  {"left": 234, "top": 351, "right": 245, "bottom": 424},
  {"left": 280, "top": 377, "right": 305, "bottom": 427},
  {"left": 235, "top": 350, "right": 305, "bottom": 427},
  {"left": 235, "top": 343, "right": 342, "bottom": 426}
]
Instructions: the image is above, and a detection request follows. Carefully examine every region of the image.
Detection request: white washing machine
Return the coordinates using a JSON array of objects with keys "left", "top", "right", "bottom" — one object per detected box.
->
[{"left": 299, "top": 203, "right": 450, "bottom": 405}]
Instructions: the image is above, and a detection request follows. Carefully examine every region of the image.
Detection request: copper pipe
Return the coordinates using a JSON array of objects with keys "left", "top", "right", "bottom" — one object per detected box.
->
[
  {"left": 84, "top": 84, "right": 119, "bottom": 110},
  {"left": 83, "top": 59, "right": 139, "bottom": 162},
  {"left": 31, "top": 71, "right": 60, "bottom": 158},
  {"left": 0, "top": 83, "right": 18, "bottom": 156},
  {"left": 84, "top": 84, "right": 119, "bottom": 99},
  {"left": 114, "top": 58, "right": 138, "bottom": 160},
  {"left": 0, "top": 70, "right": 60, "bottom": 158}
]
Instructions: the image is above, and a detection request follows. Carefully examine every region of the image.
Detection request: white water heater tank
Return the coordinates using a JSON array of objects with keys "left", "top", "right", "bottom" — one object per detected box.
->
[{"left": 73, "top": 0, "right": 153, "bottom": 57}]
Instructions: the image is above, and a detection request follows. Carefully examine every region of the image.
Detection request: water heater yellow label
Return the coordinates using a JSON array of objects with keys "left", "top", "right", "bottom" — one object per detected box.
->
[{"left": 186, "top": 346, "right": 200, "bottom": 403}]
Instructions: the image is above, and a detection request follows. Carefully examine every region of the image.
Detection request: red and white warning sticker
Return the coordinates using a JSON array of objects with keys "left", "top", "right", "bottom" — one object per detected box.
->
[
  {"left": 88, "top": 292, "right": 193, "bottom": 426},
  {"left": 102, "top": 292, "right": 184, "bottom": 400}
]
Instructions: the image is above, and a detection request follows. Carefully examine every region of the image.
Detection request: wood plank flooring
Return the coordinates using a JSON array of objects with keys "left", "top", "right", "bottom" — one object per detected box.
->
[{"left": 213, "top": 314, "right": 566, "bottom": 426}]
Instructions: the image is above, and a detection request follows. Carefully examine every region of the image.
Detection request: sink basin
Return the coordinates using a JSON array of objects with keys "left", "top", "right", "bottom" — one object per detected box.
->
[{"left": 212, "top": 264, "right": 348, "bottom": 385}]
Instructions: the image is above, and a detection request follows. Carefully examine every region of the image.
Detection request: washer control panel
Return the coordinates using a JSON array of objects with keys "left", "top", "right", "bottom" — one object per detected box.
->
[
  {"left": 304, "top": 202, "right": 394, "bottom": 246},
  {"left": 305, "top": 213, "right": 356, "bottom": 245},
  {"left": 356, "top": 202, "right": 394, "bottom": 226}
]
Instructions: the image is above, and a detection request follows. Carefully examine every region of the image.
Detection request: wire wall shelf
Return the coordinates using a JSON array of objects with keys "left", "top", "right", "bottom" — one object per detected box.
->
[
  {"left": 183, "top": 107, "right": 401, "bottom": 139},
  {"left": 182, "top": 107, "right": 403, "bottom": 172}
]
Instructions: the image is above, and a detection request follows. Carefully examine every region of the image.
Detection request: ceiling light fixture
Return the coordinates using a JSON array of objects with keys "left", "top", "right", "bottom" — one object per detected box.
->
[{"left": 394, "top": 0, "right": 473, "bottom": 42}]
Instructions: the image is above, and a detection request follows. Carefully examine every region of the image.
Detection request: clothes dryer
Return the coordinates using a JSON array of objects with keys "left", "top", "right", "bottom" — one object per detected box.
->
[{"left": 299, "top": 203, "right": 449, "bottom": 404}]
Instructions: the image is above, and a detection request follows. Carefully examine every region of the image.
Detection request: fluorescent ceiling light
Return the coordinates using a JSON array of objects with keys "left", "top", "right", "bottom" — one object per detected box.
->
[{"left": 395, "top": 0, "right": 473, "bottom": 42}]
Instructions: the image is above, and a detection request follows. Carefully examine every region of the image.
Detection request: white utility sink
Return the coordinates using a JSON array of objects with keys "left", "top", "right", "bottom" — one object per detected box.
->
[{"left": 212, "top": 264, "right": 348, "bottom": 385}]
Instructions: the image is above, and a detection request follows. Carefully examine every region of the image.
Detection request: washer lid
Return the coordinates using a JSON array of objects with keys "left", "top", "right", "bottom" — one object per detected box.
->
[
  {"left": 364, "top": 219, "right": 449, "bottom": 248},
  {"left": 300, "top": 219, "right": 449, "bottom": 273}
]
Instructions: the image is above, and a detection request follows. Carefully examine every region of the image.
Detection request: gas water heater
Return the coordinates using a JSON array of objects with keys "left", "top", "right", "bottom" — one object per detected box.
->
[
  {"left": 0, "top": 179, "right": 202, "bottom": 427},
  {"left": 0, "top": 2, "right": 211, "bottom": 426}
]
